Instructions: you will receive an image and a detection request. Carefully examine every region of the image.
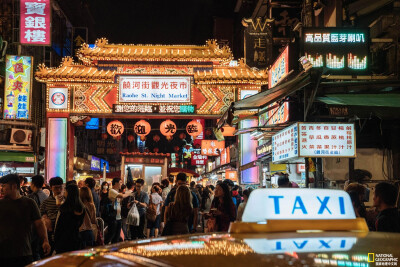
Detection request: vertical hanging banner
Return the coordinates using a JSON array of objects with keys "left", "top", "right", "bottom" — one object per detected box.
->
[
  {"left": 20, "top": 0, "right": 51, "bottom": 45},
  {"left": 4, "top": 55, "right": 32, "bottom": 120},
  {"left": 243, "top": 17, "right": 273, "bottom": 69}
]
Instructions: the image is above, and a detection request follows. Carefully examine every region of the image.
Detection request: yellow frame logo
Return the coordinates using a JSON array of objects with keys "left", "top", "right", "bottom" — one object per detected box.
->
[{"left": 368, "top": 253, "right": 375, "bottom": 262}]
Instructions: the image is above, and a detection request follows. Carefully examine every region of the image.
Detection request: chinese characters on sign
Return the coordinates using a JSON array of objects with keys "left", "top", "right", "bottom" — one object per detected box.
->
[
  {"left": 201, "top": 140, "right": 225, "bottom": 156},
  {"left": 125, "top": 157, "right": 165, "bottom": 164},
  {"left": 298, "top": 123, "right": 355, "bottom": 157},
  {"left": 243, "top": 17, "right": 273, "bottom": 69},
  {"left": 119, "top": 76, "right": 191, "bottom": 103},
  {"left": 113, "top": 104, "right": 196, "bottom": 114},
  {"left": 303, "top": 28, "right": 368, "bottom": 72},
  {"left": 20, "top": 0, "right": 51, "bottom": 45},
  {"left": 269, "top": 45, "right": 289, "bottom": 88},
  {"left": 191, "top": 153, "right": 208, "bottom": 165},
  {"left": 272, "top": 123, "right": 299, "bottom": 163},
  {"left": 225, "top": 170, "right": 237, "bottom": 181},
  {"left": 4, "top": 55, "right": 32, "bottom": 119}
]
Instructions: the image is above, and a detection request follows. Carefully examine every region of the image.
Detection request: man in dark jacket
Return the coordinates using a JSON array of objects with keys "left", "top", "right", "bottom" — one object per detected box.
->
[{"left": 373, "top": 182, "right": 400, "bottom": 233}]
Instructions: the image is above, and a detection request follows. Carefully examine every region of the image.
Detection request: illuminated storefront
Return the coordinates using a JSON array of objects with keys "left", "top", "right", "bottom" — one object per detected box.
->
[{"left": 35, "top": 39, "right": 267, "bottom": 182}]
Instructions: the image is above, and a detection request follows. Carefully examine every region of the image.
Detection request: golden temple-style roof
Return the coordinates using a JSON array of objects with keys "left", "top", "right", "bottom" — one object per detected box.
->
[
  {"left": 77, "top": 38, "right": 234, "bottom": 64},
  {"left": 35, "top": 57, "right": 115, "bottom": 83}
]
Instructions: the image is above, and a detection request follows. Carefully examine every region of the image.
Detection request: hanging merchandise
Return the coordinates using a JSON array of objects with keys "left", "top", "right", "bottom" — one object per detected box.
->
[
  {"left": 107, "top": 120, "right": 124, "bottom": 137},
  {"left": 134, "top": 120, "right": 151, "bottom": 137},
  {"left": 160, "top": 119, "right": 176, "bottom": 140},
  {"left": 186, "top": 120, "right": 203, "bottom": 138}
]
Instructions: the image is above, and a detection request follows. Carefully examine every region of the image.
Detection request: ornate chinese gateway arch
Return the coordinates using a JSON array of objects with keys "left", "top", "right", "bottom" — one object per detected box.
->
[{"left": 35, "top": 38, "right": 267, "bottom": 180}]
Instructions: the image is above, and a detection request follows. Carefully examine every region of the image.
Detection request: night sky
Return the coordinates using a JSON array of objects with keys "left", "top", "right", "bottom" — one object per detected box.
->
[{"left": 87, "top": 0, "right": 236, "bottom": 45}]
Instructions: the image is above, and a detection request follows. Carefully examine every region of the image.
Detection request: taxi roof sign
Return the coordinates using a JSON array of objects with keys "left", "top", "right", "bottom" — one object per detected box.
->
[{"left": 242, "top": 189, "right": 356, "bottom": 222}]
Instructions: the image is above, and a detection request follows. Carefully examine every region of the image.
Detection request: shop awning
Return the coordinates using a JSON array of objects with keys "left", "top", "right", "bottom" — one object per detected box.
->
[
  {"left": 0, "top": 151, "right": 35, "bottom": 162},
  {"left": 217, "top": 70, "right": 311, "bottom": 129},
  {"left": 167, "top": 168, "right": 200, "bottom": 177}
]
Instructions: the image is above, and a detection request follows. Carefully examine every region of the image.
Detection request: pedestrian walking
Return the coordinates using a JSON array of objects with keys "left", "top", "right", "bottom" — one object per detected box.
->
[
  {"left": 19, "top": 176, "right": 31, "bottom": 196},
  {"left": 79, "top": 187, "right": 97, "bottom": 248},
  {"left": 0, "top": 174, "right": 50, "bottom": 267},
  {"left": 28, "top": 175, "right": 48, "bottom": 261},
  {"left": 164, "top": 173, "right": 199, "bottom": 233},
  {"left": 208, "top": 183, "right": 236, "bottom": 232},
  {"left": 146, "top": 185, "right": 163, "bottom": 238},
  {"left": 163, "top": 185, "right": 193, "bottom": 236},
  {"left": 104, "top": 178, "right": 124, "bottom": 244},
  {"left": 54, "top": 184, "right": 85, "bottom": 254},
  {"left": 85, "top": 178, "right": 100, "bottom": 217},
  {"left": 121, "top": 181, "right": 135, "bottom": 240},
  {"left": 237, "top": 189, "right": 252, "bottom": 221},
  {"left": 129, "top": 179, "right": 149, "bottom": 239},
  {"left": 373, "top": 182, "right": 400, "bottom": 233},
  {"left": 40, "top": 176, "right": 64, "bottom": 255}
]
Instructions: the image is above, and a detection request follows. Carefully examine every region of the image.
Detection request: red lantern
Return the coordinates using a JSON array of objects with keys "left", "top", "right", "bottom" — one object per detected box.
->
[
  {"left": 179, "top": 132, "right": 186, "bottom": 140},
  {"left": 174, "top": 146, "right": 180, "bottom": 152},
  {"left": 83, "top": 116, "right": 91, "bottom": 123},
  {"left": 153, "top": 135, "right": 160, "bottom": 142},
  {"left": 153, "top": 147, "right": 159, "bottom": 153},
  {"left": 205, "top": 128, "right": 212, "bottom": 136},
  {"left": 166, "top": 135, "right": 173, "bottom": 141},
  {"left": 114, "top": 135, "right": 121, "bottom": 141},
  {"left": 134, "top": 120, "right": 151, "bottom": 137},
  {"left": 101, "top": 133, "right": 108, "bottom": 140},
  {"left": 140, "top": 136, "right": 146, "bottom": 141},
  {"left": 186, "top": 120, "right": 203, "bottom": 137},
  {"left": 127, "top": 134, "right": 135, "bottom": 143},
  {"left": 185, "top": 145, "right": 191, "bottom": 150},
  {"left": 160, "top": 120, "right": 176, "bottom": 138},
  {"left": 107, "top": 120, "right": 124, "bottom": 137}
]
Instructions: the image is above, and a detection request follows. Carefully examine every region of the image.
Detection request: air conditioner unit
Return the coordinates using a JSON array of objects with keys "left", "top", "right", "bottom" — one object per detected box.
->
[{"left": 10, "top": 129, "right": 32, "bottom": 145}]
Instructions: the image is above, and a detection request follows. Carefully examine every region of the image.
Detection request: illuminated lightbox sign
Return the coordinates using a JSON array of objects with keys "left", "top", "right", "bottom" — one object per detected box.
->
[
  {"left": 242, "top": 189, "right": 356, "bottom": 222},
  {"left": 256, "top": 142, "right": 272, "bottom": 158},
  {"left": 20, "top": 0, "right": 51, "bottom": 45},
  {"left": 49, "top": 87, "right": 68, "bottom": 109},
  {"left": 272, "top": 123, "right": 299, "bottom": 163},
  {"left": 269, "top": 45, "right": 289, "bottom": 89},
  {"left": 113, "top": 104, "right": 195, "bottom": 114},
  {"left": 90, "top": 156, "right": 101, "bottom": 171},
  {"left": 201, "top": 140, "right": 225, "bottom": 156},
  {"left": 244, "top": 237, "right": 357, "bottom": 254},
  {"left": 303, "top": 28, "right": 369, "bottom": 73},
  {"left": 4, "top": 55, "right": 32, "bottom": 120},
  {"left": 299, "top": 123, "right": 355, "bottom": 157},
  {"left": 119, "top": 76, "right": 191, "bottom": 103},
  {"left": 100, "top": 159, "right": 109, "bottom": 172}
]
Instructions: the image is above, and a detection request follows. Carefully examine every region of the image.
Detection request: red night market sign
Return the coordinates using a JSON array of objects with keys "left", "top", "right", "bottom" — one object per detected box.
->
[{"left": 20, "top": 0, "right": 51, "bottom": 45}]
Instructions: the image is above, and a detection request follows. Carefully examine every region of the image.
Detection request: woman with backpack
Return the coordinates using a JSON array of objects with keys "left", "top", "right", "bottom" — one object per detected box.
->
[{"left": 146, "top": 185, "right": 163, "bottom": 238}]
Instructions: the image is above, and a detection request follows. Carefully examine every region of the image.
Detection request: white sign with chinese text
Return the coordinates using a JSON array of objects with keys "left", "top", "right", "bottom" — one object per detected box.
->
[
  {"left": 272, "top": 123, "right": 298, "bottom": 163},
  {"left": 299, "top": 123, "right": 355, "bottom": 157},
  {"left": 49, "top": 88, "right": 68, "bottom": 109},
  {"left": 119, "top": 76, "right": 191, "bottom": 103}
]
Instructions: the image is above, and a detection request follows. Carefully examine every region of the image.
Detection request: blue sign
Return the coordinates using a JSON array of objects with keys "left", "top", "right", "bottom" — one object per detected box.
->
[
  {"left": 90, "top": 156, "right": 101, "bottom": 171},
  {"left": 100, "top": 159, "right": 109, "bottom": 172},
  {"left": 86, "top": 118, "right": 99, "bottom": 130},
  {"left": 242, "top": 189, "right": 356, "bottom": 222}
]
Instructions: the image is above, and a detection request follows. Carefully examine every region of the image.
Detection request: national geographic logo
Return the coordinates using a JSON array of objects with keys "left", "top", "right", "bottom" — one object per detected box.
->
[{"left": 368, "top": 253, "right": 398, "bottom": 266}]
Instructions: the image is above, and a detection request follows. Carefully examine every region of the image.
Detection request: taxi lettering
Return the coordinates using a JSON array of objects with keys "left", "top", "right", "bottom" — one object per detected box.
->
[{"left": 268, "top": 195, "right": 345, "bottom": 215}]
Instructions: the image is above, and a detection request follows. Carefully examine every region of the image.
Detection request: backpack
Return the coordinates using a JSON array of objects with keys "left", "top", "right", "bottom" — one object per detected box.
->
[
  {"left": 146, "top": 194, "right": 157, "bottom": 222},
  {"left": 100, "top": 196, "right": 116, "bottom": 222}
]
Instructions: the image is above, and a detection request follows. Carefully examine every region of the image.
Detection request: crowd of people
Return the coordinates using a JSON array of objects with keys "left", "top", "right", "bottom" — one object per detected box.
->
[{"left": 0, "top": 172, "right": 399, "bottom": 266}]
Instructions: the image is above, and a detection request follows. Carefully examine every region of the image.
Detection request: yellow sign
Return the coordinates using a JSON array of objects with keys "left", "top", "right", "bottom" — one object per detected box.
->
[
  {"left": 270, "top": 163, "right": 287, "bottom": 174},
  {"left": 4, "top": 55, "right": 32, "bottom": 120}
]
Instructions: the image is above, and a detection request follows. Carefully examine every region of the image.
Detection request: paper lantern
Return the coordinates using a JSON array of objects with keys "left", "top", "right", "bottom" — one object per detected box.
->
[
  {"left": 114, "top": 135, "right": 121, "bottom": 141},
  {"left": 174, "top": 146, "right": 180, "bottom": 152},
  {"left": 153, "top": 147, "right": 159, "bottom": 153},
  {"left": 179, "top": 132, "right": 186, "bottom": 140},
  {"left": 134, "top": 120, "right": 151, "bottom": 137},
  {"left": 186, "top": 120, "right": 203, "bottom": 137},
  {"left": 107, "top": 120, "right": 124, "bottom": 137},
  {"left": 221, "top": 126, "right": 236, "bottom": 136},
  {"left": 127, "top": 134, "right": 135, "bottom": 143},
  {"left": 101, "top": 133, "right": 108, "bottom": 140},
  {"left": 160, "top": 120, "right": 176, "bottom": 138},
  {"left": 153, "top": 134, "right": 160, "bottom": 142}
]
